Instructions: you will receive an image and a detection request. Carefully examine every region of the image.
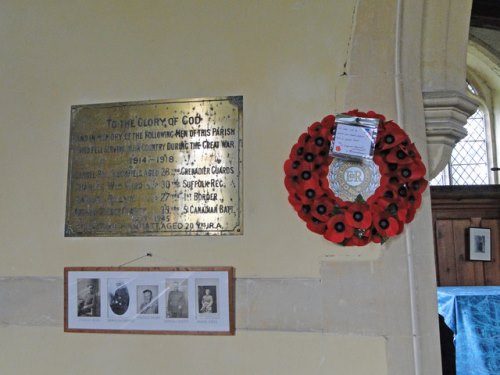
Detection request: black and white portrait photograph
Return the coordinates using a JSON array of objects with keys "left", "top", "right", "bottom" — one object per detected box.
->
[
  {"left": 107, "top": 279, "right": 130, "bottom": 317},
  {"left": 469, "top": 227, "right": 492, "bottom": 261},
  {"left": 196, "top": 281, "right": 218, "bottom": 317},
  {"left": 166, "top": 279, "right": 188, "bottom": 319},
  {"left": 137, "top": 285, "right": 159, "bottom": 315},
  {"left": 77, "top": 278, "right": 100, "bottom": 317}
]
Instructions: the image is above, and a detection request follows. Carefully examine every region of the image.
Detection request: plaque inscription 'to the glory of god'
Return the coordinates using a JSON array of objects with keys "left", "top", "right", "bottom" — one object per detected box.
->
[{"left": 65, "top": 96, "right": 243, "bottom": 237}]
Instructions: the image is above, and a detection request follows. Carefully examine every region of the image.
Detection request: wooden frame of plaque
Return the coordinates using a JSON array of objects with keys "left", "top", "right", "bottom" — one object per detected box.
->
[{"left": 65, "top": 96, "right": 243, "bottom": 237}]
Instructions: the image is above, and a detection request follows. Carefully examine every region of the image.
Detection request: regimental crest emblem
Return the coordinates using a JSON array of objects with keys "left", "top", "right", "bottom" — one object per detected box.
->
[{"left": 328, "top": 159, "right": 381, "bottom": 202}]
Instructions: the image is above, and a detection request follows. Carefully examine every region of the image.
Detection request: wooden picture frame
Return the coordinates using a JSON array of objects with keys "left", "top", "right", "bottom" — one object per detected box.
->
[
  {"left": 468, "top": 227, "right": 492, "bottom": 261},
  {"left": 64, "top": 267, "right": 235, "bottom": 335}
]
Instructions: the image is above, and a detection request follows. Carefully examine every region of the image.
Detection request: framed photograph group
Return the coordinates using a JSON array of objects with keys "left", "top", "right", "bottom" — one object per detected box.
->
[
  {"left": 468, "top": 227, "right": 492, "bottom": 261},
  {"left": 64, "top": 267, "right": 234, "bottom": 335}
]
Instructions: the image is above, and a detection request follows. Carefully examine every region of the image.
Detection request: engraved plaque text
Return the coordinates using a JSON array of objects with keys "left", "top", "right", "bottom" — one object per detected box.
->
[{"left": 65, "top": 97, "right": 243, "bottom": 236}]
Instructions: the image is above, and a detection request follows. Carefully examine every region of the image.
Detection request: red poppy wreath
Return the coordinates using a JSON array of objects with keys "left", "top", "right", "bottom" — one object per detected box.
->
[{"left": 284, "top": 109, "right": 428, "bottom": 246}]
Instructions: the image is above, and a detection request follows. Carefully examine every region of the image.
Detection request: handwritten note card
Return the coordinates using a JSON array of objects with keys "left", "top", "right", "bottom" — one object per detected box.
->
[{"left": 330, "top": 115, "right": 379, "bottom": 160}]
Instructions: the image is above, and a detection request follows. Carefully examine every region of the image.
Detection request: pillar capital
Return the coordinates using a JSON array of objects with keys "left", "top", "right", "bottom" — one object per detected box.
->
[{"left": 423, "top": 90, "right": 478, "bottom": 178}]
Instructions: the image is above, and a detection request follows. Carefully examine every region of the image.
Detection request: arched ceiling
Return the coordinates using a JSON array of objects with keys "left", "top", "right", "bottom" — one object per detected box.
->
[{"left": 470, "top": 0, "right": 500, "bottom": 59}]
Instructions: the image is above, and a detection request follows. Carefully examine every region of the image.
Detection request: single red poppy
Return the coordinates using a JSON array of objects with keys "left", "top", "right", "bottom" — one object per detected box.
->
[
  {"left": 377, "top": 121, "right": 408, "bottom": 150},
  {"left": 406, "top": 192, "right": 422, "bottom": 211},
  {"left": 303, "top": 140, "right": 329, "bottom": 164},
  {"left": 385, "top": 144, "right": 416, "bottom": 165},
  {"left": 321, "top": 115, "right": 335, "bottom": 137},
  {"left": 376, "top": 158, "right": 399, "bottom": 176},
  {"left": 306, "top": 219, "right": 327, "bottom": 235},
  {"left": 283, "top": 158, "right": 302, "bottom": 176},
  {"left": 387, "top": 159, "right": 426, "bottom": 183},
  {"left": 311, "top": 198, "right": 335, "bottom": 221},
  {"left": 408, "top": 178, "right": 428, "bottom": 195},
  {"left": 373, "top": 209, "right": 400, "bottom": 237},
  {"left": 307, "top": 121, "right": 323, "bottom": 136},
  {"left": 296, "top": 176, "right": 324, "bottom": 202},
  {"left": 300, "top": 149, "right": 320, "bottom": 165},
  {"left": 289, "top": 133, "right": 310, "bottom": 158},
  {"left": 297, "top": 203, "right": 313, "bottom": 222},
  {"left": 367, "top": 183, "right": 398, "bottom": 205},
  {"left": 324, "top": 215, "right": 354, "bottom": 243},
  {"left": 375, "top": 182, "right": 400, "bottom": 207},
  {"left": 345, "top": 203, "right": 372, "bottom": 229},
  {"left": 379, "top": 174, "right": 402, "bottom": 187}
]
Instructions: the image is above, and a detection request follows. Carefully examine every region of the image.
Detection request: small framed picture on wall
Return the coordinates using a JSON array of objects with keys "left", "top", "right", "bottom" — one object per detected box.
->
[{"left": 468, "top": 227, "right": 492, "bottom": 261}]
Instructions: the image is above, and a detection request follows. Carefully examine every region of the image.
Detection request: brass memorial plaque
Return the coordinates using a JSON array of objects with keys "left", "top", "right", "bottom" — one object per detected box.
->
[{"left": 65, "top": 97, "right": 243, "bottom": 236}]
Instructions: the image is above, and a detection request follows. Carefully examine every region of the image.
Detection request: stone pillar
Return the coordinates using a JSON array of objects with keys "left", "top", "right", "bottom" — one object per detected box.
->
[{"left": 326, "top": 1, "right": 473, "bottom": 374}]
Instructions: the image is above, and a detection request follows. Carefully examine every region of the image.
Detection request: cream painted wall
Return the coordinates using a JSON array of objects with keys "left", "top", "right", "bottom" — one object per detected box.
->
[
  {"left": 0, "top": 0, "right": 375, "bottom": 279},
  {"left": 0, "top": 328, "right": 388, "bottom": 374},
  {"left": 0, "top": 1, "right": 392, "bottom": 374}
]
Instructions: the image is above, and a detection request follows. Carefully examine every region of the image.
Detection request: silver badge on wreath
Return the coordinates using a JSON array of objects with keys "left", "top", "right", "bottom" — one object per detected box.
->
[{"left": 328, "top": 158, "right": 381, "bottom": 202}]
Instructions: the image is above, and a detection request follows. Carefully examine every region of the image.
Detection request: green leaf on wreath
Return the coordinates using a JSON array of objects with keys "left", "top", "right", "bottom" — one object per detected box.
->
[
  {"left": 354, "top": 194, "right": 366, "bottom": 204},
  {"left": 332, "top": 207, "right": 343, "bottom": 215}
]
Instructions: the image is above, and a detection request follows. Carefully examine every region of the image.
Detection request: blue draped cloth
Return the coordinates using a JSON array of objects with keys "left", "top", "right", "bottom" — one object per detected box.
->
[{"left": 437, "top": 286, "right": 500, "bottom": 375}]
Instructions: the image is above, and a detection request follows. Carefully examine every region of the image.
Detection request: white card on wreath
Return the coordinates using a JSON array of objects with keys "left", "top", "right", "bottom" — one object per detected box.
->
[{"left": 330, "top": 115, "right": 379, "bottom": 160}]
